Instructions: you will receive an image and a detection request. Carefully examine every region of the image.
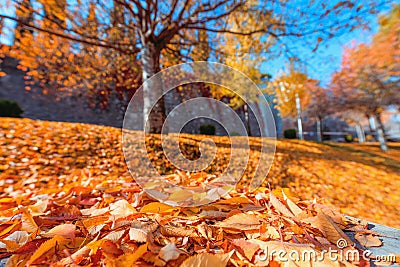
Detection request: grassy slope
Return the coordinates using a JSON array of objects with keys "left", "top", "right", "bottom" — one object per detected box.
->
[{"left": 1, "top": 118, "right": 399, "bottom": 228}]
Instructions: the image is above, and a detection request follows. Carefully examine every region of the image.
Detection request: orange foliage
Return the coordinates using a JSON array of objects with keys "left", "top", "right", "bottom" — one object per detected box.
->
[{"left": 0, "top": 118, "right": 399, "bottom": 266}]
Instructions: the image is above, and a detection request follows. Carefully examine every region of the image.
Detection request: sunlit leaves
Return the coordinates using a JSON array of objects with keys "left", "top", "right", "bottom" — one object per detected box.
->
[
  {"left": 0, "top": 118, "right": 399, "bottom": 266},
  {"left": 268, "top": 69, "right": 310, "bottom": 118}
]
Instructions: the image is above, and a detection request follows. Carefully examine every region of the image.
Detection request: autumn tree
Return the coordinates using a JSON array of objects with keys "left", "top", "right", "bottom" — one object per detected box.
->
[
  {"left": 268, "top": 60, "right": 310, "bottom": 139},
  {"left": 4, "top": 0, "right": 141, "bottom": 110},
  {"left": 0, "top": 0, "right": 390, "bottom": 133},
  {"left": 304, "top": 80, "right": 333, "bottom": 142},
  {"left": 331, "top": 5, "right": 399, "bottom": 151},
  {"left": 331, "top": 44, "right": 395, "bottom": 151}
]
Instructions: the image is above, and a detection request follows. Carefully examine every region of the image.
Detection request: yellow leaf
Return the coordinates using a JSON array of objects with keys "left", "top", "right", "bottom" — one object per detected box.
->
[
  {"left": 0, "top": 222, "right": 20, "bottom": 237},
  {"left": 27, "top": 235, "right": 66, "bottom": 265},
  {"left": 113, "top": 243, "right": 147, "bottom": 267},
  {"left": 0, "top": 198, "right": 14, "bottom": 203},
  {"left": 282, "top": 190, "right": 302, "bottom": 216},
  {"left": 86, "top": 239, "right": 106, "bottom": 255},
  {"left": 0, "top": 240, "right": 19, "bottom": 251},
  {"left": 232, "top": 239, "right": 260, "bottom": 261},
  {"left": 0, "top": 230, "right": 28, "bottom": 251},
  {"left": 168, "top": 190, "right": 193, "bottom": 203}
]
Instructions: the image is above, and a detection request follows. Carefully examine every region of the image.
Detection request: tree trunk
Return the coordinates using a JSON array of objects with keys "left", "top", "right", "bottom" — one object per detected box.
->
[
  {"left": 375, "top": 113, "right": 387, "bottom": 136},
  {"left": 295, "top": 92, "right": 303, "bottom": 140},
  {"left": 316, "top": 117, "right": 322, "bottom": 142},
  {"left": 372, "top": 114, "right": 388, "bottom": 151},
  {"left": 367, "top": 115, "right": 377, "bottom": 141},
  {"left": 244, "top": 103, "right": 252, "bottom": 136},
  {"left": 355, "top": 123, "right": 365, "bottom": 143},
  {"left": 140, "top": 42, "right": 165, "bottom": 134}
]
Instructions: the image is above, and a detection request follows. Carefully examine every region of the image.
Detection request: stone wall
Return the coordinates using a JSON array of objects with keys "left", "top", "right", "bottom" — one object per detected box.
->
[{"left": 0, "top": 56, "right": 126, "bottom": 127}]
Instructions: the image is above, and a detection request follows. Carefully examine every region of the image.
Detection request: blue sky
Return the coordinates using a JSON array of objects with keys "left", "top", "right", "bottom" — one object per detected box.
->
[
  {"left": 261, "top": 26, "right": 377, "bottom": 87},
  {"left": 259, "top": 2, "right": 396, "bottom": 87}
]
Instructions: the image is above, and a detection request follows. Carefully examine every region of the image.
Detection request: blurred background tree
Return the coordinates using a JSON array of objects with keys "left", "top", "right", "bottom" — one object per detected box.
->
[
  {"left": 330, "top": 4, "right": 399, "bottom": 151},
  {"left": 0, "top": 0, "right": 388, "bottom": 133}
]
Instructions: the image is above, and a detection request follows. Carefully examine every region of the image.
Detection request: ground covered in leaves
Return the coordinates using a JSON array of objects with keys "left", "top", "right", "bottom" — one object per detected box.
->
[{"left": 0, "top": 118, "right": 399, "bottom": 266}]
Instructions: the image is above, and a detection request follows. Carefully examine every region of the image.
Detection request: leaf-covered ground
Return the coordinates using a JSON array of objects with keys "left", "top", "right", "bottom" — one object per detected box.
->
[{"left": 0, "top": 118, "right": 399, "bottom": 266}]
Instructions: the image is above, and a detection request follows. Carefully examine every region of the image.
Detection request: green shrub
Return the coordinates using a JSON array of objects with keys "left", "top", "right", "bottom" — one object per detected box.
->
[
  {"left": 283, "top": 129, "right": 297, "bottom": 139},
  {"left": 345, "top": 134, "right": 353, "bottom": 143},
  {"left": 199, "top": 124, "right": 216, "bottom": 135},
  {"left": 0, "top": 99, "right": 23, "bottom": 118}
]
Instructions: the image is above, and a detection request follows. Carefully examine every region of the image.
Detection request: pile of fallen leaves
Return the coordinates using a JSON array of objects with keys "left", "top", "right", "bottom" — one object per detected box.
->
[
  {"left": 0, "top": 118, "right": 399, "bottom": 266},
  {"left": 0, "top": 178, "right": 394, "bottom": 266}
]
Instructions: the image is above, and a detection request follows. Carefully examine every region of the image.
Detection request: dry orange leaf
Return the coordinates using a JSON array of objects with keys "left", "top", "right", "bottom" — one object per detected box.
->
[
  {"left": 140, "top": 202, "right": 176, "bottom": 213},
  {"left": 269, "top": 192, "right": 294, "bottom": 217},
  {"left": 232, "top": 238, "right": 260, "bottom": 261},
  {"left": 217, "top": 213, "right": 261, "bottom": 231},
  {"left": 41, "top": 224, "right": 75, "bottom": 239},
  {"left": 316, "top": 212, "right": 353, "bottom": 246},
  {"left": 27, "top": 235, "right": 66, "bottom": 266},
  {"left": 181, "top": 250, "right": 234, "bottom": 267},
  {"left": 112, "top": 243, "right": 147, "bottom": 267}
]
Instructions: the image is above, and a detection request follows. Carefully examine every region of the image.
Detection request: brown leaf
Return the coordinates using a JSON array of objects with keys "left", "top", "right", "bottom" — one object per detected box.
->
[
  {"left": 103, "top": 230, "right": 126, "bottom": 242},
  {"left": 316, "top": 213, "right": 353, "bottom": 246},
  {"left": 269, "top": 192, "right": 294, "bottom": 217},
  {"left": 160, "top": 225, "right": 198, "bottom": 238},
  {"left": 217, "top": 213, "right": 261, "bottom": 230},
  {"left": 355, "top": 233, "right": 382, "bottom": 247},
  {"left": 282, "top": 190, "right": 302, "bottom": 216}
]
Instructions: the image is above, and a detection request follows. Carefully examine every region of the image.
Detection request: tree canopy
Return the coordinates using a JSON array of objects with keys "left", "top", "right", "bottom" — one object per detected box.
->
[{"left": 0, "top": 0, "right": 392, "bottom": 132}]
